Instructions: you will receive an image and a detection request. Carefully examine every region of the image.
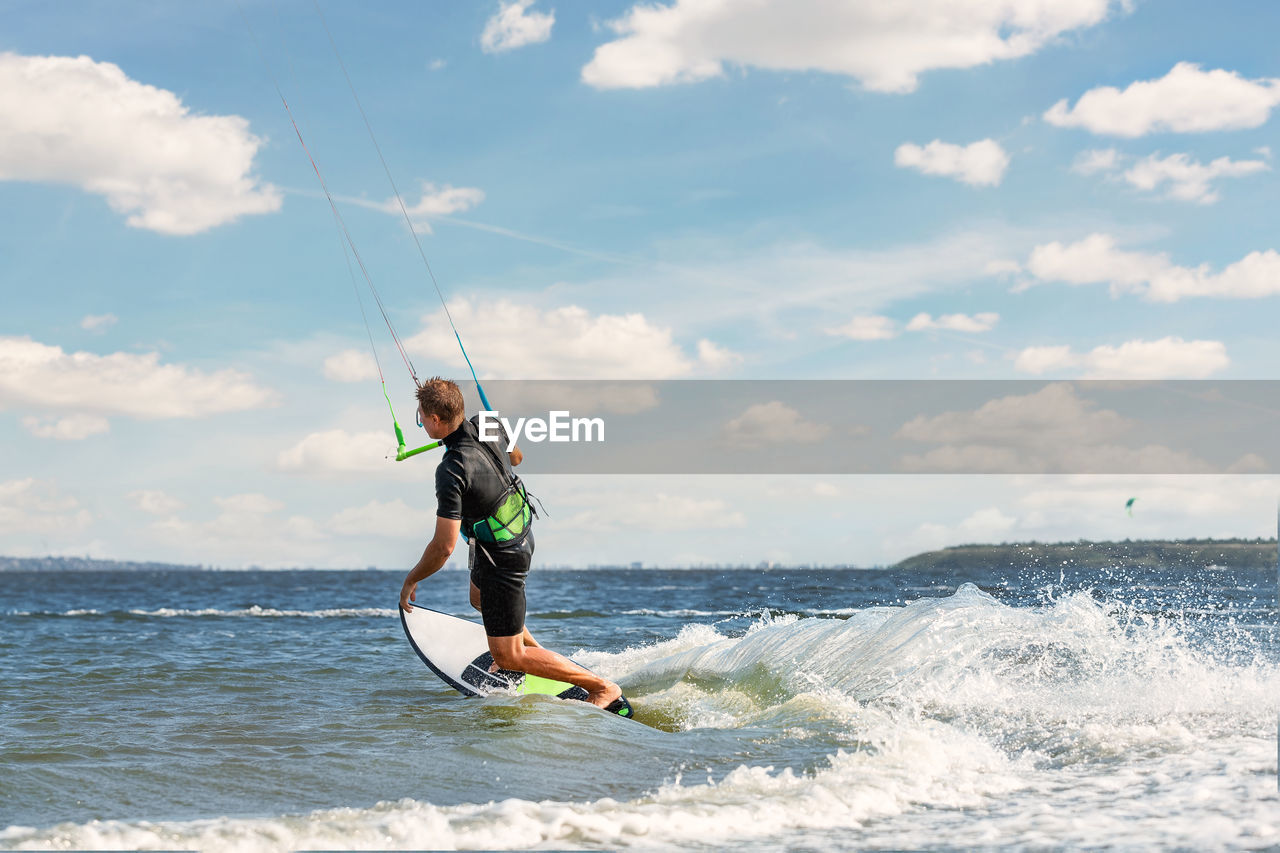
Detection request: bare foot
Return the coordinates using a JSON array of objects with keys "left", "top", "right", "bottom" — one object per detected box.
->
[{"left": 586, "top": 679, "right": 622, "bottom": 709}]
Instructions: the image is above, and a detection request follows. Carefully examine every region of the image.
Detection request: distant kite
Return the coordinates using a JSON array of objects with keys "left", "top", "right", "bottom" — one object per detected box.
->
[{"left": 1125, "top": 497, "right": 1137, "bottom": 517}]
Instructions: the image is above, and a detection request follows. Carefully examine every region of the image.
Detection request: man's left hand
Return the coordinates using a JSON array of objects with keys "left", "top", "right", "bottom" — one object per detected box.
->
[{"left": 399, "top": 579, "right": 418, "bottom": 612}]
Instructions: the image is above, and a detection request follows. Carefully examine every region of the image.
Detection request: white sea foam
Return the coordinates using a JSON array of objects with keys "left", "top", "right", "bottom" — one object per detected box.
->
[
  {"left": 0, "top": 730, "right": 1030, "bottom": 852},
  {"left": 5, "top": 730, "right": 1274, "bottom": 851}
]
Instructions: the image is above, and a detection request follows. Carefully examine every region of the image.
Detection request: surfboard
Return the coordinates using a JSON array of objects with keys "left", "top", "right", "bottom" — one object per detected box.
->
[{"left": 399, "top": 604, "right": 633, "bottom": 718}]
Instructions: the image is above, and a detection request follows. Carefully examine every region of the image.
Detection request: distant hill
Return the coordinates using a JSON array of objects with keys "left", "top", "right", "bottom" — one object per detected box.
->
[{"left": 894, "top": 538, "right": 1278, "bottom": 572}]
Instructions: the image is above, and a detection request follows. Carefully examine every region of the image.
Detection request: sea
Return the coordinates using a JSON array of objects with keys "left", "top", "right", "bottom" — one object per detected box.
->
[{"left": 2, "top": 564, "right": 1277, "bottom": 851}]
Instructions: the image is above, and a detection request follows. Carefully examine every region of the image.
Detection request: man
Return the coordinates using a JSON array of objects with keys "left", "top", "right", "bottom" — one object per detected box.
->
[{"left": 398, "top": 377, "right": 622, "bottom": 710}]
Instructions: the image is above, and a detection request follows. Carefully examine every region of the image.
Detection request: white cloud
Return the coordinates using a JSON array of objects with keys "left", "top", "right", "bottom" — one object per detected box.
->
[
  {"left": 984, "top": 259, "right": 1023, "bottom": 276},
  {"left": 721, "top": 401, "right": 830, "bottom": 449},
  {"left": 829, "top": 309, "right": 998, "bottom": 342},
  {"left": 323, "top": 349, "right": 380, "bottom": 383},
  {"left": 696, "top": 339, "right": 742, "bottom": 372},
  {"left": 1023, "top": 233, "right": 1280, "bottom": 301},
  {"left": 404, "top": 299, "right": 729, "bottom": 379},
  {"left": 329, "top": 499, "right": 435, "bottom": 538},
  {"left": 560, "top": 226, "right": 1049, "bottom": 337},
  {"left": 492, "top": 382, "right": 661, "bottom": 416},
  {"left": 898, "top": 383, "right": 1130, "bottom": 447},
  {"left": 80, "top": 313, "right": 118, "bottom": 332},
  {"left": 481, "top": 0, "right": 555, "bottom": 54},
  {"left": 1072, "top": 148, "right": 1120, "bottom": 174},
  {"left": 1227, "top": 454, "right": 1270, "bottom": 474},
  {"left": 0, "top": 336, "right": 276, "bottom": 419},
  {"left": 1121, "top": 152, "right": 1268, "bottom": 204},
  {"left": 1013, "top": 475, "right": 1280, "bottom": 534},
  {"left": 338, "top": 182, "right": 485, "bottom": 233},
  {"left": 884, "top": 475, "right": 1280, "bottom": 557},
  {"left": 1045, "top": 62, "right": 1280, "bottom": 137},
  {"left": 21, "top": 414, "right": 111, "bottom": 440},
  {"left": 127, "top": 490, "right": 185, "bottom": 515},
  {"left": 582, "top": 0, "right": 1115, "bottom": 93},
  {"left": 277, "top": 429, "right": 399, "bottom": 474},
  {"left": 826, "top": 315, "right": 897, "bottom": 341},
  {"left": 214, "top": 493, "right": 286, "bottom": 515},
  {"left": 1072, "top": 148, "right": 1269, "bottom": 203},
  {"left": 895, "top": 384, "right": 1228, "bottom": 473},
  {"left": 401, "top": 183, "right": 485, "bottom": 217},
  {"left": 906, "top": 312, "right": 999, "bottom": 333},
  {"left": 0, "top": 52, "right": 280, "bottom": 234},
  {"left": 559, "top": 493, "right": 746, "bottom": 532},
  {"left": 148, "top": 495, "right": 334, "bottom": 567},
  {"left": 1011, "top": 345, "right": 1075, "bottom": 375},
  {"left": 381, "top": 182, "right": 486, "bottom": 233},
  {"left": 1025, "top": 233, "right": 1158, "bottom": 291},
  {"left": 894, "top": 139, "right": 1010, "bottom": 187},
  {"left": 1013, "top": 337, "right": 1229, "bottom": 379},
  {"left": 905, "top": 506, "right": 1020, "bottom": 552},
  {"left": 0, "top": 478, "right": 92, "bottom": 536}
]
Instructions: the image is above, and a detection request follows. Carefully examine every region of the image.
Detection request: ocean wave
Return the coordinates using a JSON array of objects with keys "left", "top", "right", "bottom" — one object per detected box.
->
[
  {"left": 529, "top": 608, "right": 609, "bottom": 619},
  {"left": 131, "top": 606, "right": 398, "bottom": 619},
  {"left": 580, "top": 583, "right": 1280, "bottom": 735}
]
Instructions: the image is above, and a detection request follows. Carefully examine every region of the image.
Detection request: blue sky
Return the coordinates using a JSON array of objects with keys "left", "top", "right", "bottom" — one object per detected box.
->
[{"left": 2, "top": 0, "right": 1278, "bottom": 568}]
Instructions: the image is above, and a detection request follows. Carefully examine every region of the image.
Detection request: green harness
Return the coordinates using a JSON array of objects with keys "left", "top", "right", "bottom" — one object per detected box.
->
[
  {"left": 466, "top": 436, "right": 535, "bottom": 545},
  {"left": 471, "top": 477, "right": 533, "bottom": 544}
]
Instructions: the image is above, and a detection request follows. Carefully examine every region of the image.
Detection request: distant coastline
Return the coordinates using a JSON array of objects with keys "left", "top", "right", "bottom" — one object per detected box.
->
[
  {"left": 893, "top": 538, "right": 1278, "bottom": 572},
  {"left": 0, "top": 555, "right": 236, "bottom": 573},
  {"left": 2, "top": 537, "right": 1276, "bottom": 572}
]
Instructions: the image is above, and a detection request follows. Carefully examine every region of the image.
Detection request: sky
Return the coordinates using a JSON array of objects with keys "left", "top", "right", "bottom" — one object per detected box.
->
[{"left": 2, "top": 0, "right": 1279, "bottom": 569}]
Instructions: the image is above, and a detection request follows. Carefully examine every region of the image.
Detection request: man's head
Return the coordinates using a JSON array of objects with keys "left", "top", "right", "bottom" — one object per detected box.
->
[{"left": 416, "top": 377, "right": 465, "bottom": 439}]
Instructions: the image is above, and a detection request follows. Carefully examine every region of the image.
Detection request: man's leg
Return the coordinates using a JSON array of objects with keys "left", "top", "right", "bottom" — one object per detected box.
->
[
  {"left": 471, "top": 538, "right": 541, "bottom": 647},
  {"left": 488, "top": 633, "right": 621, "bottom": 709},
  {"left": 471, "top": 581, "right": 540, "bottom": 648}
]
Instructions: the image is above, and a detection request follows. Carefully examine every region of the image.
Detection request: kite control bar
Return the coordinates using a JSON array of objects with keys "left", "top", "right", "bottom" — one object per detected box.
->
[{"left": 396, "top": 440, "right": 442, "bottom": 462}]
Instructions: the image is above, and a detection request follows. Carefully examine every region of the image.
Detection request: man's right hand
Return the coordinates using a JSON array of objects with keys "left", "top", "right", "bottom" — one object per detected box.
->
[
  {"left": 400, "top": 518, "right": 460, "bottom": 612},
  {"left": 399, "top": 578, "right": 418, "bottom": 612}
]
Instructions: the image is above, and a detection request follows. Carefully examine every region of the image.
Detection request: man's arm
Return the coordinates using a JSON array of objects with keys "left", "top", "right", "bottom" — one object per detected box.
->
[
  {"left": 399, "top": 516, "right": 462, "bottom": 611},
  {"left": 508, "top": 443, "right": 522, "bottom": 467}
]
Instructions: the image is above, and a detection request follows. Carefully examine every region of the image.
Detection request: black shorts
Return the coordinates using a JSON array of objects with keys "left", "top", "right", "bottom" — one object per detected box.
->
[{"left": 469, "top": 531, "right": 534, "bottom": 637}]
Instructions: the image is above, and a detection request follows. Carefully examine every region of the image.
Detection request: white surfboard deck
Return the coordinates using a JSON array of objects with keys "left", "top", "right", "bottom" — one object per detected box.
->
[{"left": 399, "top": 604, "right": 633, "bottom": 718}]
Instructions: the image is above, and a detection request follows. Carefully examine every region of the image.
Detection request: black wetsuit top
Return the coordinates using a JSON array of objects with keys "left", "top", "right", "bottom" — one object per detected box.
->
[
  {"left": 435, "top": 415, "right": 532, "bottom": 637},
  {"left": 435, "top": 415, "right": 515, "bottom": 536}
]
